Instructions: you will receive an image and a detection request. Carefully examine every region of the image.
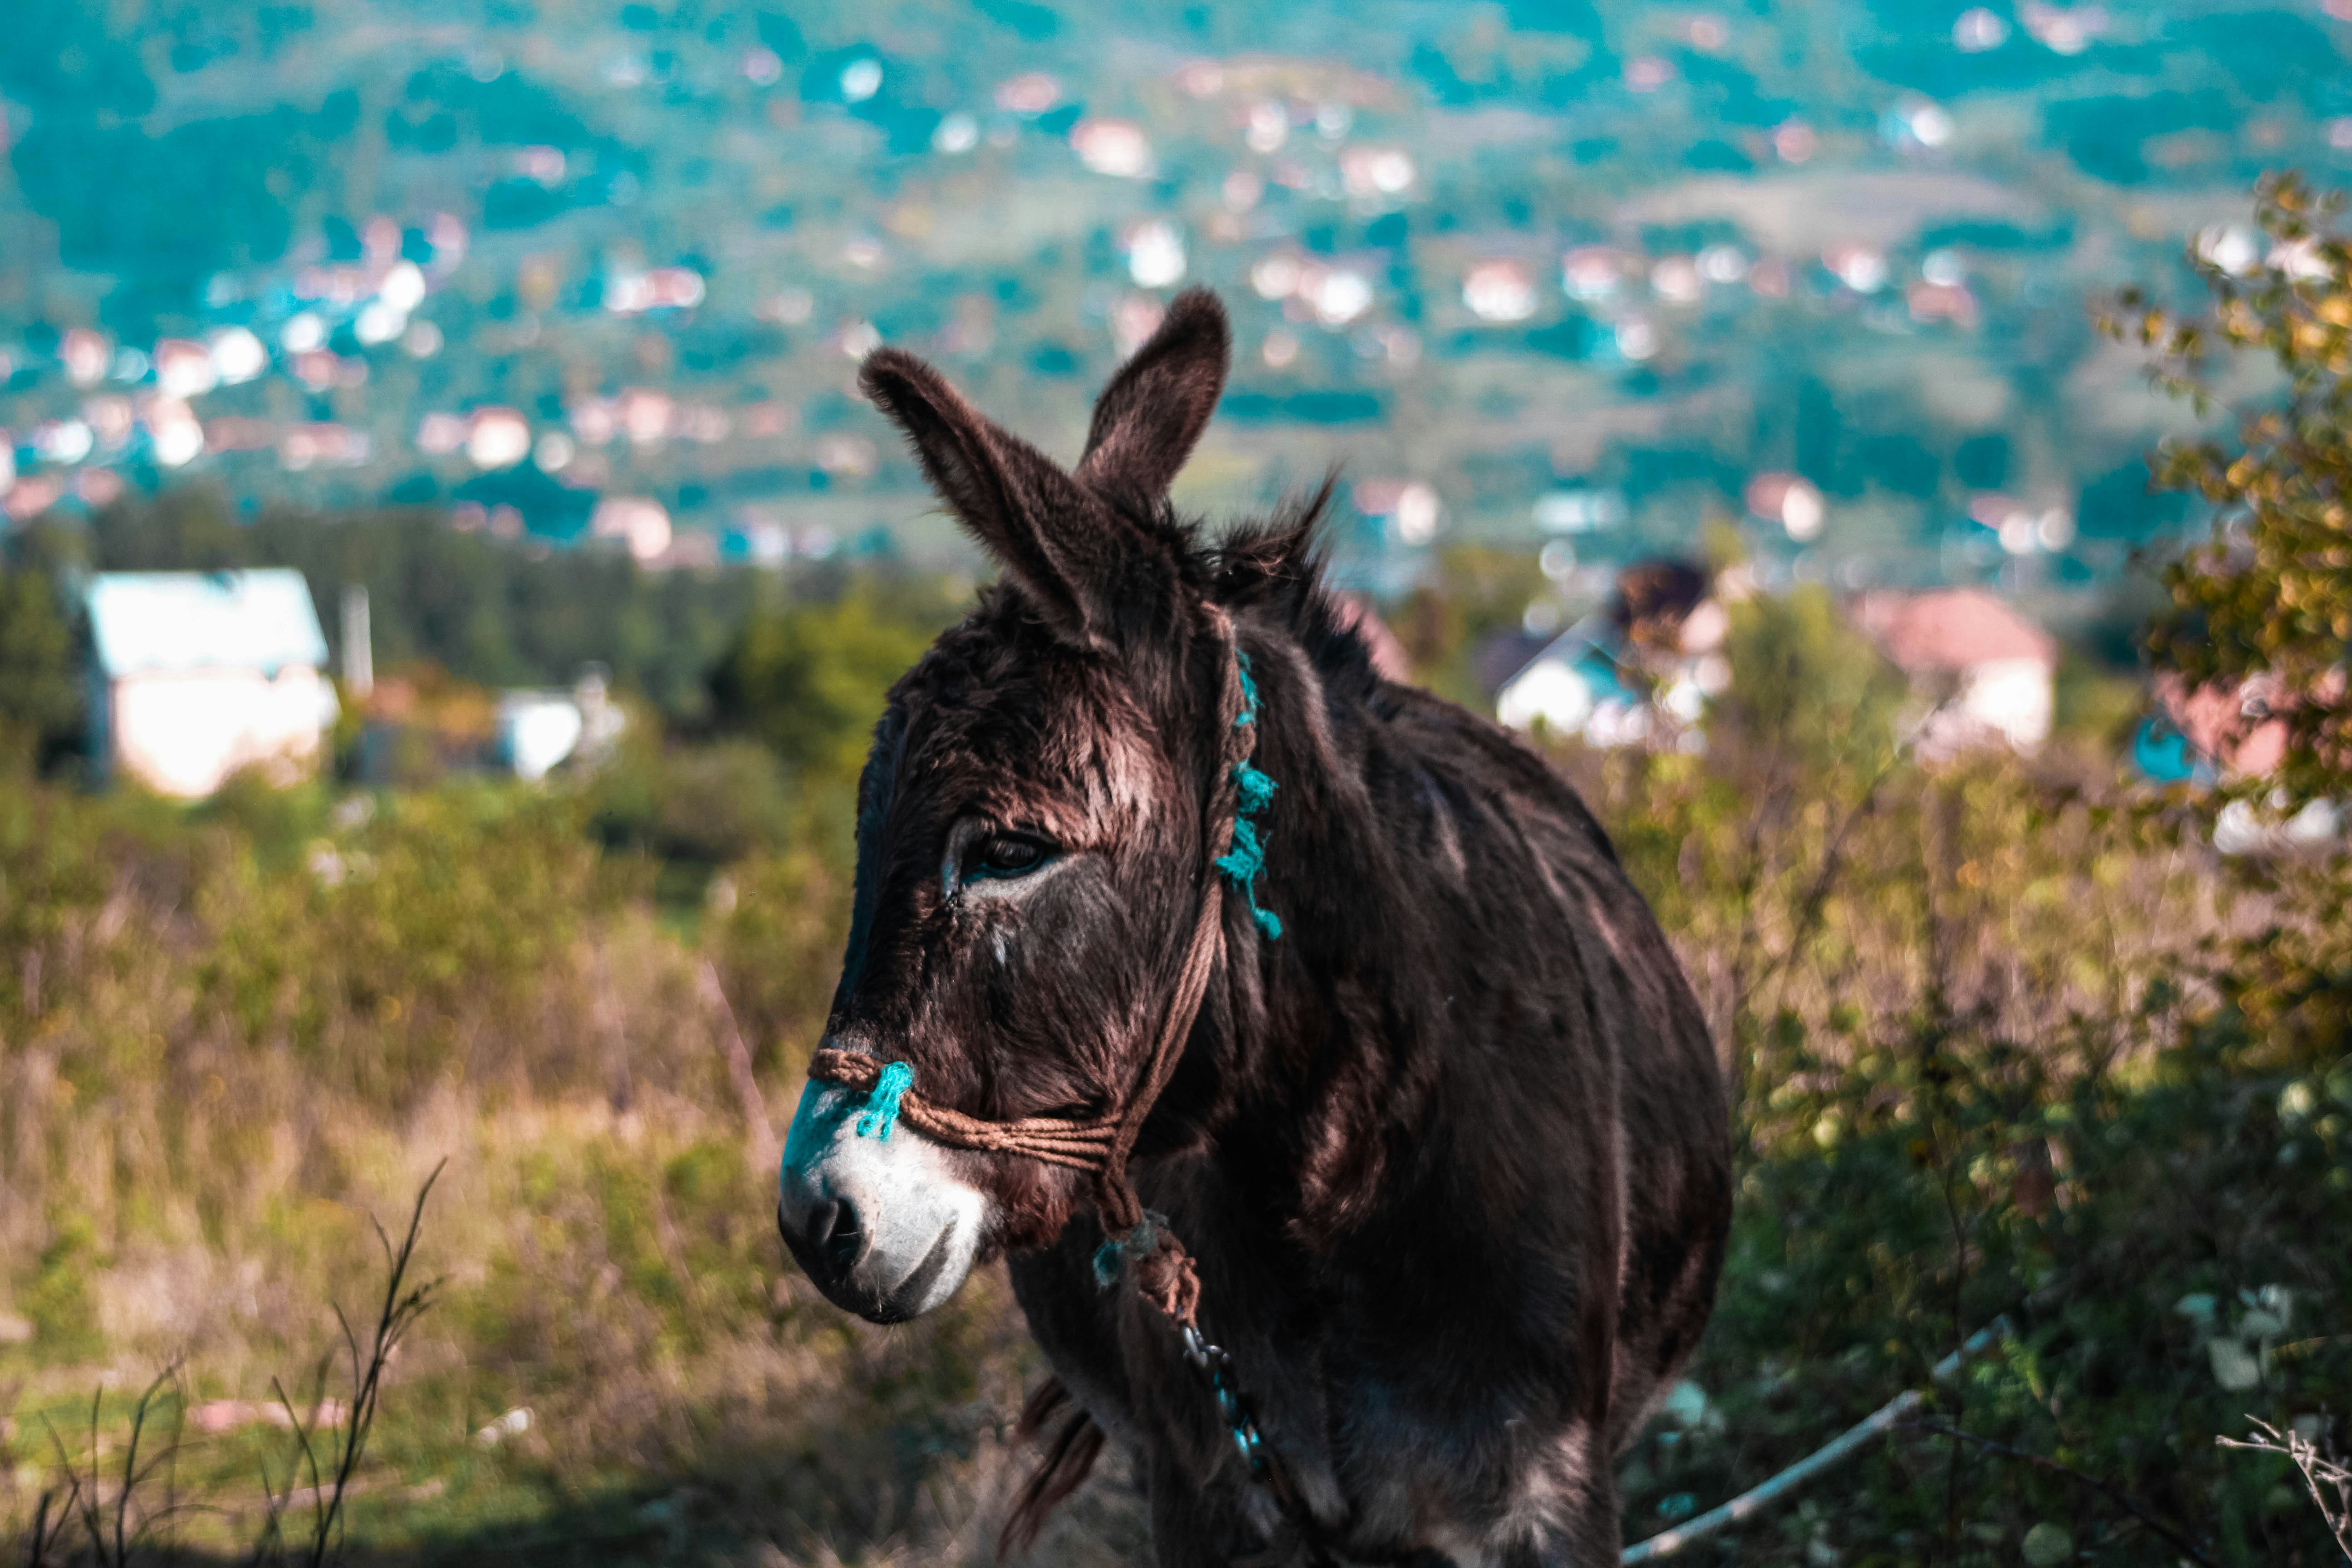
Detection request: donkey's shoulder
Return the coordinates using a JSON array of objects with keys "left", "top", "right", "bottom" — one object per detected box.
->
[{"left": 1362, "top": 681, "right": 1625, "bottom": 874}]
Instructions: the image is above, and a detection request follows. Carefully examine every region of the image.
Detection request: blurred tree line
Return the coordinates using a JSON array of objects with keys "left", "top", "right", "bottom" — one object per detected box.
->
[{"left": 0, "top": 523, "right": 82, "bottom": 771}]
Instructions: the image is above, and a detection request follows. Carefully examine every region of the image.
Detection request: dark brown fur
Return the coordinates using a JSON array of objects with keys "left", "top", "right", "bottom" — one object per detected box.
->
[{"left": 822, "top": 291, "right": 1732, "bottom": 1566}]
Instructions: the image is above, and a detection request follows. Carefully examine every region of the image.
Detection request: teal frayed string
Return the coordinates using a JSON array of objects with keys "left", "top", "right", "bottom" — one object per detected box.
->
[
  {"left": 856, "top": 1060, "right": 914, "bottom": 1141},
  {"left": 1092, "top": 1215, "right": 1160, "bottom": 1289},
  {"left": 1216, "top": 652, "right": 1283, "bottom": 941},
  {"left": 1233, "top": 652, "right": 1263, "bottom": 730},
  {"left": 1231, "top": 760, "right": 1277, "bottom": 815},
  {"left": 1215, "top": 817, "right": 1283, "bottom": 940}
]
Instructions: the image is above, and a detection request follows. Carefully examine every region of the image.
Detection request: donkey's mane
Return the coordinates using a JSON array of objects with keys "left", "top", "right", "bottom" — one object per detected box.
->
[
  {"left": 961, "top": 473, "right": 1383, "bottom": 708},
  {"left": 1204, "top": 479, "right": 1387, "bottom": 704}
]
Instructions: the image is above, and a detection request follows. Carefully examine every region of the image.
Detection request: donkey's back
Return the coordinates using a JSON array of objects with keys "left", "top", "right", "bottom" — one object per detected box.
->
[{"left": 1370, "top": 677, "right": 1731, "bottom": 1446}]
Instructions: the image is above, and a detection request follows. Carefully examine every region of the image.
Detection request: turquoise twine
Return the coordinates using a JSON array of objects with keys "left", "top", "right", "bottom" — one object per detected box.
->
[
  {"left": 1232, "top": 652, "right": 1264, "bottom": 731},
  {"left": 856, "top": 1060, "right": 915, "bottom": 1140},
  {"left": 1215, "top": 653, "right": 1284, "bottom": 940},
  {"left": 1093, "top": 1215, "right": 1160, "bottom": 1289}
]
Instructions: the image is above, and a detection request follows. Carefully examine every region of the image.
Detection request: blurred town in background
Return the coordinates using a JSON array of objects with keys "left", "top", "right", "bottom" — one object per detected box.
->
[
  {"left": 3, "top": 0, "right": 2341, "bottom": 590},
  {"left": 8, "top": 0, "right": 2350, "bottom": 804}
]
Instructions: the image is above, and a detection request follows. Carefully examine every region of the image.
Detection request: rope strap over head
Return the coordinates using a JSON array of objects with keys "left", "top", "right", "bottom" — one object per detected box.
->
[{"left": 805, "top": 608, "right": 1275, "bottom": 1329}]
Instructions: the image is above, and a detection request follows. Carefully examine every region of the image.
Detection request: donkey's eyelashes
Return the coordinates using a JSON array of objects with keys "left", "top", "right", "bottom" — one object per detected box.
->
[
  {"left": 941, "top": 818, "right": 1066, "bottom": 899},
  {"left": 966, "top": 832, "right": 1056, "bottom": 882}
]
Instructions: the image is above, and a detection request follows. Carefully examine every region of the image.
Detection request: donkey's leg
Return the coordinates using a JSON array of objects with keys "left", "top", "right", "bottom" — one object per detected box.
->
[{"left": 1490, "top": 1431, "right": 1622, "bottom": 1568}]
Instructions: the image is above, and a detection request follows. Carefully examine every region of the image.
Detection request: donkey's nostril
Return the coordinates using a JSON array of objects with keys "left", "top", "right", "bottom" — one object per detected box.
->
[{"left": 809, "top": 1197, "right": 869, "bottom": 1282}]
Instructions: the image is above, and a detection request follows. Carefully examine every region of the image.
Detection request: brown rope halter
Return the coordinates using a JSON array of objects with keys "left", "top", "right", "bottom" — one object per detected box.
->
[{"left": 805, "top": 605, "right": 1266, "bottom": 1330}]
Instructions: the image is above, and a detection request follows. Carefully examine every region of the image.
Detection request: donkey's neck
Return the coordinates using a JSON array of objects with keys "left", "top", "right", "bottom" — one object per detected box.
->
[{"left": 1171, "top": 614, "right": 1440, "bottom": 1245}]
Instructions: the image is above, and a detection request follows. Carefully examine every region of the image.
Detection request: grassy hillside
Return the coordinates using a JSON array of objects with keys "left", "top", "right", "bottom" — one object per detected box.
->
[{"left": 0, "top": 597, "right": 2348, "bottom": 1563}]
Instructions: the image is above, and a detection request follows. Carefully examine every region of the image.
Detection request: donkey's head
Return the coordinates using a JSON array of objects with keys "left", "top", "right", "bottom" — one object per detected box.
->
[{"left": 777, "top": 290, "right": 1249, "bottom": 1323}]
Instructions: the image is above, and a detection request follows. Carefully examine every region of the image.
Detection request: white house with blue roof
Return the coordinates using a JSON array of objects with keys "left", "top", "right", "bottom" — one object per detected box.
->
[{"left": 84, "top": 570, "right": 341, "bottom": 797}]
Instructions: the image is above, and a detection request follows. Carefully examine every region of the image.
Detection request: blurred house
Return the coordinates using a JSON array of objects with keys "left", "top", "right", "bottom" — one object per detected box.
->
[
  {"left": 1856, "top": 588, "right": 2055, "bottom": 759},
  {"left": 2134, "top": 673, "right": 2342, "bottom": 854},
  {"left": 1495, "top": 620, "right": 1648, "bottom": 743},
  {"left": 355, "top": 664, "right": 623, "bottom": 784},
  {"left": 352, "top": 668, "right": 495, "bottom": 785},
  {"left": 1494, "top": 560, "right": 1729, "bottom": 746},
  {"left": 84, "top": 570, "right": 340, "bottom": 797},
  {"left": 2136, "top": 672, "right": 2288, "bottom": 785},
  {"left": 495, "top": 667, "right": 627, "bottom": 781}
]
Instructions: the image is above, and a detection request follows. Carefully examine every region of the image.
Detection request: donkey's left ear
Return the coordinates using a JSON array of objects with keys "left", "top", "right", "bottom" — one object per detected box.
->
[{"left": 1074, "top": 288, "right": 1230, "bottom": 500}]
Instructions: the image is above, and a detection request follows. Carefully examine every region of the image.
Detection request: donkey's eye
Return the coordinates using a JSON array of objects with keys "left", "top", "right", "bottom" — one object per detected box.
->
[{"left": 968, "top": 833, "right": 1054, "bottom": 882}]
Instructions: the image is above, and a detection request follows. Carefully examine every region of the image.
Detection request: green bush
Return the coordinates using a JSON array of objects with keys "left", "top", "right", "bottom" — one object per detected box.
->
[{"left": 709, "top": 587, "right": 941, "bottom": 790}]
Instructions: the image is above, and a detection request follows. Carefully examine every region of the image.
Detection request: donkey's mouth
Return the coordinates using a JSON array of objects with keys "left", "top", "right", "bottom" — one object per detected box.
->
[
  {"left": 783, "top": 1211, "right": 970, "bottom": 1323},
  {"left": 865, "top": 1222, "right": 965, "bottom": 1323},
  {"left": 777, "top": 1076, "right": 989, "bottom": 1323}
]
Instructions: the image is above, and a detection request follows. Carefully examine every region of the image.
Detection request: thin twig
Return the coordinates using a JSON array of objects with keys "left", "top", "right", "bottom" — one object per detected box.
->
[
  {"left": 43, "top": 1395, "right": 109, "bottom": 1567},
  {"left": 299, "top": 1161, "right": 445, "bottom": 1568},
  {"left": 699, "top": 960, "right": 779, "bottom": 1174},
  {"left": 1620, "top": 1318, "right": 2011, "bottom": 1563},
  {"left": 245, "top": 1164, "right": 444, "bottom": 1568},
  {"left": 1911, "top": 1421, "right": 2221, "bottom": 1568},
  {"left": 113, "top": 1363, "right": 181, "bottom": 1567},
  {"left": 23, "top": 1481, "right": 78, "bottom": 1568},
  {"left": 2220, "top": 1416, "right": 2352, "bottom": 1563},
  {"left": 268, "top": 1366, "right": 330, "bottom": 1558},
  {"left": 1749, "top": 752, "right": 1901, "bottom": 1005}
]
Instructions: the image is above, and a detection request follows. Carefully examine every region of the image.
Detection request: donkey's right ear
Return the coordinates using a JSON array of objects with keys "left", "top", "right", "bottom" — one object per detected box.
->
[
  {"left": 1074, "top": 288, "right": 1230, "bottom": 500},
  {"left": 859, "top": 348, "right": 1104, "bottom": 641}
]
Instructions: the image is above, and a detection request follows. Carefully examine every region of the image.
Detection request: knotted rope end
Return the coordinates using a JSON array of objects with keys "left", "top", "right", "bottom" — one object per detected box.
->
[
  {"left": 1093, "top": 1215, "right": 1159, "bottom": 1290},
  {"left": 1215, "top": 814, "right": 1283, "bottom": 942},
  {"left": 1233, "top": 651, "right": 1263, "bottom": 730},
  {"left": 1094, "top": 1214, "right": 1202, "bottom": 1327},
  {"left": 1135, "top": 1230, "right": 1202, "bottom": 1327},
  {"left": 1231, "top": 760, "right": 1278, "bottom": 814}
]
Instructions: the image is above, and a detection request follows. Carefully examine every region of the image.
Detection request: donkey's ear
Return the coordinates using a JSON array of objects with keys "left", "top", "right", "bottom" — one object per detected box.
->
[
  {"left": 1074, "top": 288, "right": 1230, "bottom": 499},
  {"left": 861, "top": 347, "right": 1111, "bottom": 640}
]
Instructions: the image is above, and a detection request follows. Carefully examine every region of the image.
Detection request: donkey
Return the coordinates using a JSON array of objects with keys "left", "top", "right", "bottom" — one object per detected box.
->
[{"left": 776, "top": 289, "right": 1731, "bottom": 1567}]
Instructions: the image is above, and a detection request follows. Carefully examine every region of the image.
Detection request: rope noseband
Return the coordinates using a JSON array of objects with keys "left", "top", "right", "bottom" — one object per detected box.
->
[{"left": 805, "top": 604, "right": 1277, "bottom": 1330}]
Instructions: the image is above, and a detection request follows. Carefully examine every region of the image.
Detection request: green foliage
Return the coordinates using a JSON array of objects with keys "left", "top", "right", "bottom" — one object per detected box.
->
[
  {"left": 708, "top": 586, "right": 944, "bottom": 789},
  {"left": 191, "top": 785, "right": 612, "bottom": 1103},
  {"left": 2102, "top": 167, "right": 2352, "bottom": 1107},
  {"left": 0, "top": 551, "right": 82, "bottom": 769},
  {"left": 2107, "top": 172, "right": 2352, "bottom": 806},
  {"left": 587, "top": 736, "right": 796, "bottom": 870},
  {"left": 2052, "top": 647, "right": 2146, "bottom": 745},
  {"left": 1623, "top": 992, "right": 2352, "bottom": 1564},
  {"left": 705, "top": 848, "right": 852, "bottom": 1074},
  {"left": 1562, "top": 725, "right": 2352, "bottom": 1563},
  {"left": 1390, "top": 543, "right": 1553, "bottom": 704},
  {"left": 20, "top": 1213, "right": 103, "bottom": 1364},
  {"left": 0, "top": 759, "right": 956, "bottom": 1561},
  {"left": 1713, "top": 584, "right": 1907, "bottom": 779}
]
